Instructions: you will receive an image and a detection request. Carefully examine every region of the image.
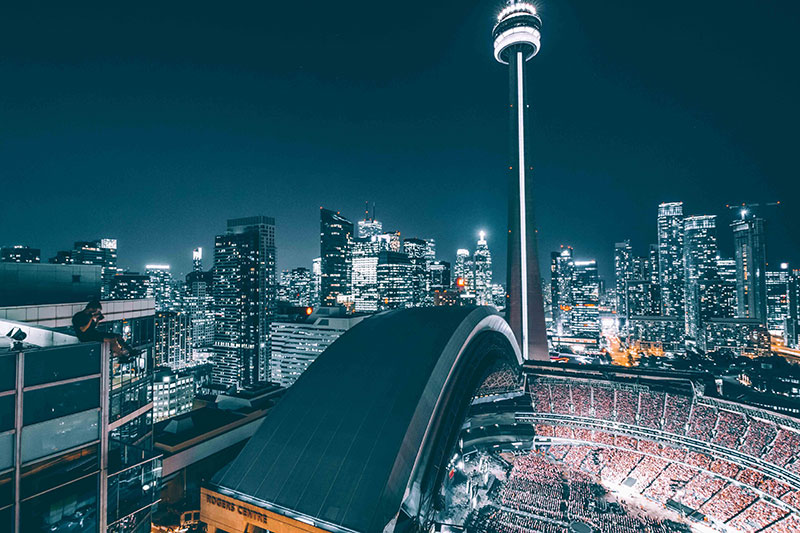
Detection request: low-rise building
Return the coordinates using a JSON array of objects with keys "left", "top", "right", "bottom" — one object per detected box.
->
[{"left": 269, "top": 308, "right": 366, "bottom": 387}]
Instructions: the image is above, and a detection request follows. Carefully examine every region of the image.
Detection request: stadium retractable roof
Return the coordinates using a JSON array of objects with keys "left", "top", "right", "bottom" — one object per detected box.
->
[{"left": 211, "top": 306, "right": 520, "bottom": 532}]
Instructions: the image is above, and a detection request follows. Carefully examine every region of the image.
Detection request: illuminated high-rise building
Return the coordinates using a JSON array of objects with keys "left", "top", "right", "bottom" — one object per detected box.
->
[
  {"left": 280, "top": 267, "right": 314, "bottom": 307},
  {"left": 357, "top": 202, "right": 382, "bottom": 239},
  {"left": 185, "top": 266, "right": 214, "bottom": 354},
  {"left": 403, "top": 237, "right": 430, "bottom": 307},
  {"left": 657, "top": 202, "right": 684, "bottom": 318},
  {"left": 145, "top": 264, "right": 174, "bottom": 312},
  {"left": 789, "top": 269, "right": 800, "bottom": 348},
  {"left": 377, "top": 250, "right": 413, "bottom": 310},
  {"left": 424, "top": 238, "right": 436, "bottom": 264},
  {"left": 320, "top": 208, "right": 353, "bottom": 306},
  {"left": 732, "top": 213, "right": 767, "bottom": 323},
  {"left": 493, "top": 1, "right": 548, "bottom": 360},
  {"left": 614, "top": 240, "right": 633, "bottom": 320},
  {"left": 429, "top": 260, "right": 451, "bottom": 294},
  {"left": 192, "top": 247, "right": 203, "bottom": 272},
  {"left": 212, "top": 216, "right": 277, "bottom": 389},
  {"left": 766, "top": 264, "right": 791, "bottom": 342},
  {"left": 473, "top": 231, "right": 493, "bottom": 306},
  {"left": 716, "top": 257, "right": 738, "bottom": 318},
  {"left": 423, "top": 239, "right": 437, "bottom": 305},
  {"left": 683, "top": 215, "right": 719, "bottom": 345},
  {"left": 376, "top": 230, "right": 402, "bottom": 253},
  {"left": 492, "top": 283, "right": 507, "bottom": 310},
  {"left": 312, "top": 257, "right": 322, "bottom": 306},
  {"left": 109, "top": 272, "right": 149, "bottom": 300},
  {"left": 454, "top": 249, "right": 472, "bottom": 289},
  {"left": 550, "top": 247, "right": 574, "bottom": 336},
  {"left": 351, "top": 237, "right": 382, "bottom": 312},
  {"left": 60, "top": 238, "right": 118, "bottom": 298},
  {"left": 154, "top": 310, "right": 193, "bottom": 369},
  {"left": 626, "top": 279, "right": 660, "bottom": 318},
  {"left": 571, "top": 260, "right": 600, "bottom": 341}
]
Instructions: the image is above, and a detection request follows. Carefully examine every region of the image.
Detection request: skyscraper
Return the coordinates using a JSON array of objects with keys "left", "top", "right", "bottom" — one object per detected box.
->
[
  {"left": 63, "top": 238, "right": 118, "bottom": 298},
  {"left": 320, "top": 208, "right": 353, "bottom": 307},
  {"left": 351, "top": 238, "right": 382, "bottom": 312},
  {"left": 571, "top": 260, "right": 601, "bottom": 341},
  {"left": 789, "top": 269, "right": 800, "bottom": 348},
  {"left": 377, "top": 250, "right": 413, "bottom": 310},
  {"left": 657, "top": 202, "right": 684, "bottom": 318},
  {"left": 716, "top": 257, "right": 738, "bottom": 318},
  {"left": 357, "top": 202, "right": 383, "bottom": 239},
  {"left": 154, "top": 310, "right": 193, "bottom": 369},
  {"left": 186, "top": 260, "right": 215, "bottom": 354},
  {"left": 377, "top": 230, "right": 402, "bottom": 253},
  {"left": 766, "top": 265, "right": 791, "bottom": 342},
  {"left": 493, "top": 1, "right": 548, "bottom": 360},
  {"left": 145, "top": 264, "right": 174, "bottom": 312},
  {"left": 429, "top": 260, "right": 451, "bottom": 294},
  {"left": 312, "top": 257, "right": 321, "bottom": 306},
  {"left": 473, "top": 231, "right": 493, "bottom": 306},
  {"left": 732, "top": 214, "right": 767, "bottom": 323},
  {"left": 454, "top": 249, "right": 472, "bottom": 289},
  {"left": 192, "top": 247, "right": 203, "bottom": 272},
  {"left": 109, "top": 272, "right": 149, "bottom": 300},
  {"left": 550, "top": 247, "right": 574, "bottom": 336},
  {"left": 683, "top": 215, "right": 719, "bottom": 345},
  {"left": 614, "top": 240, "right": 633, "bottom": 320},
  {"left": 213, "top": 216, "right": 277, "bottom": 389},
  {"left": 280, "top": 267, "right": 314, "bottom": 307},
  {"left": 403, "top": 237, "right": 430, "bottom": 307}
]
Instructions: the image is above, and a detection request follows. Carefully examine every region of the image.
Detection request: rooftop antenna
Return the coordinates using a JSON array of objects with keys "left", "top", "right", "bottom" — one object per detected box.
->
[
  {"left": 372, "top": 202, "right": 376, "bottom": 222},
  {"left": 724, "top": 201, "right": 780, "bottom": 220}
]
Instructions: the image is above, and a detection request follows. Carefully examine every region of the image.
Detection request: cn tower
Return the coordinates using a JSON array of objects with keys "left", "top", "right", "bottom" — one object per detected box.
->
[{"left": 493, "top": 1, "right": 549, "bottom": 361}]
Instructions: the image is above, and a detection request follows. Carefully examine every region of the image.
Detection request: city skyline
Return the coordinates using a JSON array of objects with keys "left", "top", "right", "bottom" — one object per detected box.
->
[
  {"left": 2, "top": 1, "right": 799, "bottom": 282},
  {"left": 3, "top": 3, "right": 800, "bottom": 531}
]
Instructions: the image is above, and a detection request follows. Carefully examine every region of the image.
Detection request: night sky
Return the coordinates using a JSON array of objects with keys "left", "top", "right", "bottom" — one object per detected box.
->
[{"left": 2, "top": 1, "right": 799, "bottom": 282}]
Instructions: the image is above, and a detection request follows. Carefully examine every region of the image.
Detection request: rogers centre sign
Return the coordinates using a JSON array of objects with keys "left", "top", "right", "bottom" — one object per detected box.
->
[{"left": 205, "top": 494, "right": 269, "bottom": 525}]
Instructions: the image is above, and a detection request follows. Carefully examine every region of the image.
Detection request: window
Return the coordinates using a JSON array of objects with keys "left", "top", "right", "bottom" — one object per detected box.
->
[
  {"left": 24, "top": 344, "right": 100, "bottom": 387},
  {"left": 0, "top": 355, "right": 14, "bottom": 392},
  {"left": 20, "top": 474, "right": 98, "bottom": 533},
  {"left": 21, "top": 445, "right": 99, "bottom": 499},
  {"left": 24, "top": 379, "right": 100, "bottom": 425},
  {"left": 21, "top": 410, "right": 100, "bottom": 463},
  {"left": 0, "top": 470, "right": 12, "bottom": 509},
  {"left": 0, "top": 433, "right": 13, "bottom": 471},
  {"left": 0, "top": 395, "right": 14, "bottom": 432},
  {"left": 0, "top": 505, "right": 12, "bottom": 533}
]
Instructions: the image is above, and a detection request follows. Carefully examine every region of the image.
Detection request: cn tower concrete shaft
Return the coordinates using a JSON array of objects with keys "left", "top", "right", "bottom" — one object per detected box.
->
[{"left": 493, "top": 2, "right": 548, "bottom": 361}]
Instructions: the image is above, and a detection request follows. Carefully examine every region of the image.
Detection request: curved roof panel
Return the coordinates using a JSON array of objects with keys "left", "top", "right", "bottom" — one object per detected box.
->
[{"left": 212, "top": 306, "right": 519, "bottom": 532}]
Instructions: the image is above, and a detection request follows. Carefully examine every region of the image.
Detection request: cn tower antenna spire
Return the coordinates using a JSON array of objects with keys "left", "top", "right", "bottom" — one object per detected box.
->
[{"left": 492, "top": 1, "right": 549, "bottom": 361}]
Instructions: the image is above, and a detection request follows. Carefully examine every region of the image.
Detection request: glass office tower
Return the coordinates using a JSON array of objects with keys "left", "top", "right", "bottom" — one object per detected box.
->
[{"left": 0, "top": 298, "right": 160, "bottom": 533}]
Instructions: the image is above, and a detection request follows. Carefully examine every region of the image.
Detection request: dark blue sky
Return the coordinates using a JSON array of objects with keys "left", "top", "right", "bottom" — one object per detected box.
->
[{"left": 2, "top": 1, "right": 798, "bottom": 281}]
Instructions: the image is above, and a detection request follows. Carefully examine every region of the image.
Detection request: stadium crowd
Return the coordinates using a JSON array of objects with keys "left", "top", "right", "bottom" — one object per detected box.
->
[
  {"left": 535, "top": 442, "right": 797, "bottom": 532},
  {"left": 529, "top": 379, "right": 800, "bottom": 472},
  {"left": 480, "top": 452, "right": 689, "bottom": 533}
]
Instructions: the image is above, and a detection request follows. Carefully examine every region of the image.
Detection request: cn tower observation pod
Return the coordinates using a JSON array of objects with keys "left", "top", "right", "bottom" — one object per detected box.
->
[{"left": 204, "top": 306, "right": 521, "bottom": 533}]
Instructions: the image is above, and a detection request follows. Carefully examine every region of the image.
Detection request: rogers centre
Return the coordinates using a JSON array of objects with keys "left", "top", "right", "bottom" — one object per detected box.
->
[{"left": 200, "top": 307, "right": 800, "bottom": 533}]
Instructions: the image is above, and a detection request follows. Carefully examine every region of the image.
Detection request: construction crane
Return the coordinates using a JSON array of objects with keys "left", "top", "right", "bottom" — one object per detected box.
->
[{"left": 725, "top": 201, "right": 780, "bottom": 219}]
